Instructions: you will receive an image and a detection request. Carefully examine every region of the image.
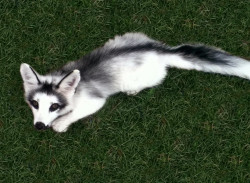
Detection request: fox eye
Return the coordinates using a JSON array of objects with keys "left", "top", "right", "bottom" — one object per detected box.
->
[
  {"left": 30, "top": 100, "right": 39, "bottom": 109},
  {"left": 49, "top": 103, "right": 60, "bottom": 112}
]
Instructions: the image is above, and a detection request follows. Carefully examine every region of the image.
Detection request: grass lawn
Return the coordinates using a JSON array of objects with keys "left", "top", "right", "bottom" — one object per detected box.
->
[{"left": 0, "top": 0, "right": 249, "bottom": 182}]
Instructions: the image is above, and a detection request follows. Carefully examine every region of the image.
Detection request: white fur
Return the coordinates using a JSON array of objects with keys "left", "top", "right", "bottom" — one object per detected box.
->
[{"left": 114, "top": 52, "right": 167, "bottom": 93}]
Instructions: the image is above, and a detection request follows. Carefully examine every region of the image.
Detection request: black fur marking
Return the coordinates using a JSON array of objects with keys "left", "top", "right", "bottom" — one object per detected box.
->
[
  {"left": 29, "top": 66, "right": 41, "bottom": 84},
  {"left": 40, "top": 83, "right": 54, "bottom": 93},
  {"left": 169, "top": 45, "right": 232, "bottom": 65}
]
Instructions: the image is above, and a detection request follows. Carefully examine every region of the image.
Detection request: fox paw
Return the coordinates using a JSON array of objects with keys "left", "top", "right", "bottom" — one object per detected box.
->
[
  {"left": 126, "top": 90, "right": 139, "bottom": 96},
  {"left": 52, "top": 122, "right": 68, "bottom": 133}
]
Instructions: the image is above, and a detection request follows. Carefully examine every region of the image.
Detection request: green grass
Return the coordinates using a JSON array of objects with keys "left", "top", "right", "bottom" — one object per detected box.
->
[{"left": 0, "top": 0, "right": 249, "bottom": 182}]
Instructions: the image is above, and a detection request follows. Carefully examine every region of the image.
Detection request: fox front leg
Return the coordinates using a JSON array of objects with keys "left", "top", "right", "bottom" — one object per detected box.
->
[
  {"left": 52, "top": 97, "right": 106, "bottom": 132},
  {"left": 52, "top": 112, "right": 76, "bottom": 132}
]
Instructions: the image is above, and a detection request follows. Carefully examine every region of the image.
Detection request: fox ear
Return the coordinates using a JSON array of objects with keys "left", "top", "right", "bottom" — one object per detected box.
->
[
  {"left": 20, "top": 63, "right": 41, "bottom": 92},
  {"left": 57, "top": 70, "right": 81, "bottom": 96}
]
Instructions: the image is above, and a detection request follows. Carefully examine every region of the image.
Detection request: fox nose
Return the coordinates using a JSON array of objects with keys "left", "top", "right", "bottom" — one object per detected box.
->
[{"left": 35, "top": 122, "right": 46, "bottom": 130}]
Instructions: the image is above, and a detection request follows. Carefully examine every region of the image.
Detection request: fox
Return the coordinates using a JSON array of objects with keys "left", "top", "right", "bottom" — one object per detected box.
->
[{"left": 20, "top": 32, "right": 250, "bottom": 132}]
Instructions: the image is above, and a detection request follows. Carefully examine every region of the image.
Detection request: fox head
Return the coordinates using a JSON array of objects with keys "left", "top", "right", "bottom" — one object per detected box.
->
[{"left": 20, "top": 63, "right": 80, "bottom": 130}]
